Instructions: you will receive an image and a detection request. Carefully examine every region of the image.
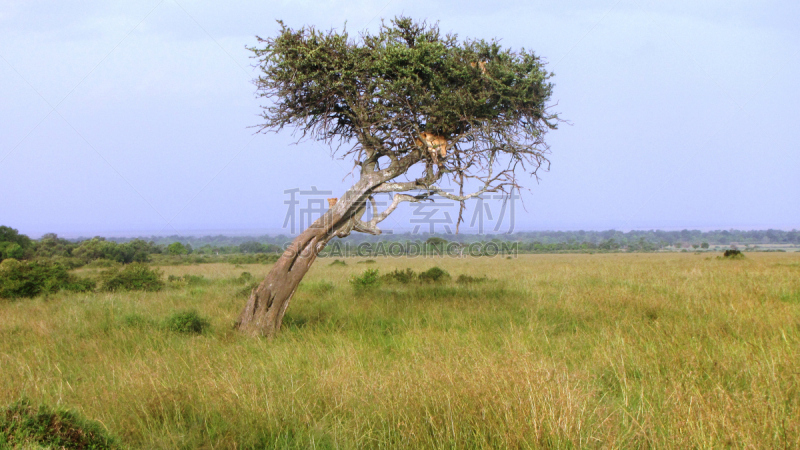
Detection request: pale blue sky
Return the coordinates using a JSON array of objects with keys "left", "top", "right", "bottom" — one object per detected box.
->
[{"left": 1, "top": 1, "right": 798, "bottom": 237}]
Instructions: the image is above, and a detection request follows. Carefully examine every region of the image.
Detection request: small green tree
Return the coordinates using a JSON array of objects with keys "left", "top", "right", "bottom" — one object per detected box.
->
[
  {"left": 167, "top": 242, "right": 188, "bottom": 255},
  {"left": 2, "top": 242, "right": 24, "bottom": 260},
  {"left": 237, "top": 17, "right": 558, "bottom": 337}
]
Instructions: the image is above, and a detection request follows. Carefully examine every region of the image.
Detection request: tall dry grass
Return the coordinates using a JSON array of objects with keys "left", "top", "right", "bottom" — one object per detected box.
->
[{"left": 1, "top": 253, "right": 798, "bottom": 448}]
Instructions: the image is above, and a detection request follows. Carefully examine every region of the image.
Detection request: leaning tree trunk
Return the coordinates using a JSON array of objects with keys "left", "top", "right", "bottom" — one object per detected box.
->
[
  {"left": 235, "top": 174, "right": 382, "bottom": 338},
  {"left": 235, "top": 215, "right": 333, "bottom": 337},
  {"left": 235, "top": 150, "right": 423, "bottom": 338}
]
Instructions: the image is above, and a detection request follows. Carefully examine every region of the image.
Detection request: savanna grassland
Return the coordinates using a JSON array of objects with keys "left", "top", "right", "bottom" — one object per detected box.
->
[{"left": 1, "top": 253, "right": 799, "bottom": 448}]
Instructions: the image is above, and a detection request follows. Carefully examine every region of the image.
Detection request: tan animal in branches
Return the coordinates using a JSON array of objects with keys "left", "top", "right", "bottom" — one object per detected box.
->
[
  {"left": 415, "top": 131, "right": 448, "bottom": 166},
  {"left": 470, "top": 60, "right": 487, "bottom": 74},
  {"left": 327, "top": 198, "right": 338, "bottom": 207}
]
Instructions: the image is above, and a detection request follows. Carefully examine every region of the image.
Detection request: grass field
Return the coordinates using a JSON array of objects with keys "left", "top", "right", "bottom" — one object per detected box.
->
[{"left": 1, "top": 253, "right": 799, "bottom": 448}]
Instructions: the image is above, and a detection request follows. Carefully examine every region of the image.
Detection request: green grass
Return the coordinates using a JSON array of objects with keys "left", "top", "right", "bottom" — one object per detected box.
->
[{"left": 1, "top": 253, "right": 799, "bottom": 448}]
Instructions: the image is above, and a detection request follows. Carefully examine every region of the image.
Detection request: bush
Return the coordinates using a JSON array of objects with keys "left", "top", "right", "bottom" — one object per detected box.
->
[
  {"left": 357, "top": 259, "right": 377, "bottom": 264},
  {"left": 418, "top": 266, "right": 451, "bottom": 283},
  {"left": 100, "top": 263, "right": 164, "bottom": 292},
  {"left": 0, "top": 259, "right": 95, "bottom": 299},
  {"left": 238, "top": 272, "right": 253, "bottom": 282},
  {"left": 225, "top": 253, "right": 280, "bottom": 265},
  {"left": 382, "top": 268, "right": 416, "bottom": 284},
  {"left": 329, "top": 259, "right": 347, "bottom": 266},
  {"left": 350, "top": 268, "right": 381, "bottom": 291},
  {"left": 456, "top": 274, "right": 488, "bottom": 284},
  {"left": 1, "top": 242, "right": 24, "bottom": 260},
  {"left": 84, "top": 258, "right": 120, "bottom": 269},
  {"left": 164, "top": 310, "right": 210, "bottom": 334},
  {"left": 167, "top": 274, "right": 208, "bottom": 286},
  {"left": 47, "top": 256, "right": 87, "bottom": 270},
  {"left": 167, "top": 242, "right": 189, "bottom": 255},
  {"left": 723, "top": 249, "right": 745, "bottom": 259},
  {"left": 0, "top": 399, "right": 118, "bottom": 449}
]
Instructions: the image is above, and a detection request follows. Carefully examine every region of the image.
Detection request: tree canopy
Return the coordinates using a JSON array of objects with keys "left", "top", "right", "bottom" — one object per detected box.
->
[{"left": 250, "top": 17, "right": 558, "bottom": 230}]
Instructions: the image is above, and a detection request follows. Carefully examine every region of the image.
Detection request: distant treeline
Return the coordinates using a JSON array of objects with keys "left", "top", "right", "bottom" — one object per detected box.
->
[
  {"left": 1, "top": 226, "right": 798, "bottom": 267},
  {"left": 106, "top": 229, "right": 800, "bottom": 248}
]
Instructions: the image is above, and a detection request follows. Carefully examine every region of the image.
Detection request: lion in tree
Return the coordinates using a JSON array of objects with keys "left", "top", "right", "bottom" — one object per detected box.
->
[{"left": 415, "top": 131, "right": 448, "bottom": 166}]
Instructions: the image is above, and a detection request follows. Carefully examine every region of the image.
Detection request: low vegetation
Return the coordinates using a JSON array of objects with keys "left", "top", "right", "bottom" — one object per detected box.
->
[
  {"left": 0, "top": 399, "right": 118, "bottom": 449},
  {"left": 1, "top": 253, "right": 799, "bottom": 447},
  {"left": 164, "top": 310, "right": 211, "bottom": 334},
  {"left": 0, "top": 259, "right": 94, "bottom": 299},
  {"left": 100, "top": 263, "right": 164, "bottom": 292}
]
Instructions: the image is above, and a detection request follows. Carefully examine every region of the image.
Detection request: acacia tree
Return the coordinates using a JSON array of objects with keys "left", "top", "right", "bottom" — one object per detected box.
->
[{"left": 237, "top": 17, "right": 558, "bottom": 337}]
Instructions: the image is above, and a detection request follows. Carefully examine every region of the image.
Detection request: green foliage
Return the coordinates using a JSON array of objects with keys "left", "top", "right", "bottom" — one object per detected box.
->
[
  {"left": 0, "top": 259, "right": 95, "bottom": 299},
  {"left": 0, "top": 226, "right": 33, "bottom": 263},
  {"left": 225, "top": 253, "right": 280, "bottom": 265},
  {"left": 167, "top": 242, "right": 189, "bottom": 256},
  {"left": 32, "top": 233, "right": 75, "bottom": 259},
  {"left": 167, "top": 274, "right": 209, "bottom": 286},
  {"left": 44, "top": 255, "right": 86, "bottom": 269},
  {"left": 253, "top": 17, "right": 556, "bottom": 142},
  {"left": 239, "top": 241, "right": 281, "bottom": 254},
  {"left": 357, "top": 259, "right": 377, "bottom": 264},
  {"left": 73, "top": 237, "right": 154, "bottom": 264},
  {"left": 723, "top": 249, "right": 745, "bottom": 259},
  {"left": 456, "top": 274, "right": 488, "bottom": 284},
  {"left": 382, "top": 268, "right": 417, "bottom": 284},
  {"left": 350, "top": 268, "right": 381, "bottom": 291},
  {"left": 100, "top": 263, "right": 164, "bottom": 292},
  {"left": 0, "top": 226, "right": 32, "bottom": 248},
  {"left": 329, "top": 259, "right": 347, "bottom": 266},
  {"left": 0, "top": 399, "right": 118, "bottom": 449},
  {"left": 1, "top": 242, "right": 24, "bottom": 260},
  {"left": 418, "top": 266, "right": 451, "bottom": 283},
  {"left": 164, "top": 310, "right": 210, "bottom": 334},
  {"left": 238, "top": 272, "right": 253, "bottom": 282},
  {"left": 84, "top": 258, "right": 120, "bottom": 269}
]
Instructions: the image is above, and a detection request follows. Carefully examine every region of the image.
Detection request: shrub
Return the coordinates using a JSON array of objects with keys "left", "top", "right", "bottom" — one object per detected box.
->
[
  {"left": 2, "top": 242, "right": 24, "bottom": 260},
  {"left": 357, "top": 259, "right": 377, "bottom": 264},
  {"left": 183, "top": 274, "right": 207, "bottom": 286},
  {"left": 0, "top": 399, "right": 118, "bottom": 449},
  {"left": 418, "top": 266, "right": 451, "bottom": 283},
  {"left": 84, "top": 258, "right": 120, "bottom": 269},
  {"left": 164, "top": 310, "right": 210, "bottom": 334},
  {"left": 329, "top": 259, "right": 347, "bottom": 266},
  {"left": 0, "top": 259, "right": 95, "bottom": 299},
  {"left": 167, "top": 242, "right": 188, "bottom": 255},
  {"left": 723, "top": 249, "right": 745, "bottom": 259},
  {"left": 167, "top": 274, "right": 208, "bottom": 286},
  {"left": 456, "top": 274, "right": 488, "bottom": 284},
  {"left": 239, "top": 271, "right": 253, "bottom": 281},
  {"left": 382, "top": 268, "right": 416, "bottom": 284},
  {"left": 225, "top": 253, "right": 280, "bottom": 265},
  {"left": 100, "top": 263, "right": 164, "bottom": 292},
  {"left": 350, "top": 268, "right": 381, "bottom": 291}
]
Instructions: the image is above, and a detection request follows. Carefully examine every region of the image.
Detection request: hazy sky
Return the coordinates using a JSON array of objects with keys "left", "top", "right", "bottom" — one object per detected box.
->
[{"left": 1, "top": 1, "right": 798, "bottom": 237}]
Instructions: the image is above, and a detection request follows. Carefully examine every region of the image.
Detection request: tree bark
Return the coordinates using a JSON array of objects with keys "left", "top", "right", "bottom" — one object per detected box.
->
[
  {"left": 235, "top": 174, "right": 379, "bottom": 338},
  {"left": 235, "top": 216, "right": 332, "bottom": 337},
  {"left": 235, "top": 152, "right": 424, "bottom": 338}
]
